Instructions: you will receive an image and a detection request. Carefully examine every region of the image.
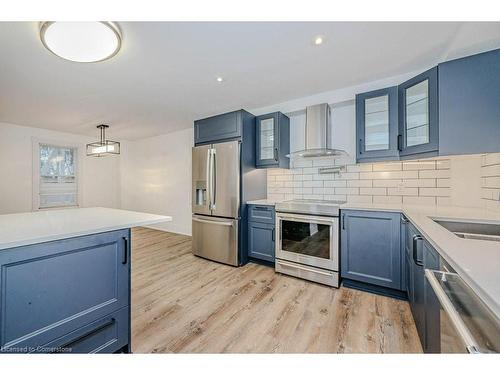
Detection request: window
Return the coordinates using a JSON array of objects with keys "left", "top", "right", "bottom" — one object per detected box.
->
[{"left": 34, "top": 142, "right": 79, "bottom": 209}]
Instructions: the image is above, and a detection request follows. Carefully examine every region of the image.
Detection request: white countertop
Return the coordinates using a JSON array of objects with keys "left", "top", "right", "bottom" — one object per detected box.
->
[
  {"left": 0, "top": 207, "right": 172, "bottom": 250},
  {"left": 246, "top": 199, "right": 283, "bottom": 206},
  {"left": 260, "top": 198, "right": 500, "bottom": 319},
  {"left": 343, "top": 203, "right": 500, "bottom": 320}
]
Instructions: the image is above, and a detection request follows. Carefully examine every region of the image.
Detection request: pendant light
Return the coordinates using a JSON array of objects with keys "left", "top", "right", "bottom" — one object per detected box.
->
[
  {"left": 39, "top": 22, "right": 122, "bottom": 63},
  {"left": 86, "top": 125, "right": 120, "bottom": 157}
]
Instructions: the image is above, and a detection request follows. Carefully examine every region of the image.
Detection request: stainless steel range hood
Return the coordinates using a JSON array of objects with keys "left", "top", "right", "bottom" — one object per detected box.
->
[{"left": 288, "top": 103, "right": 348, "bottom": 158}]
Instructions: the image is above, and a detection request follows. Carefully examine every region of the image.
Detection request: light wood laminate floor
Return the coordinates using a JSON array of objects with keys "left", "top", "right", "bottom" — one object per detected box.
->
[{"left": 131, "top": 227, "right": 422, "bottom": 353}]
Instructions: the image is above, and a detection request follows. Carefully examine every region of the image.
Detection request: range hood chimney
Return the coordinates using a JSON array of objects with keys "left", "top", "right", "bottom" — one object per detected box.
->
[{"left": 288, "top": 103, "right": 348, "bottom": 158}]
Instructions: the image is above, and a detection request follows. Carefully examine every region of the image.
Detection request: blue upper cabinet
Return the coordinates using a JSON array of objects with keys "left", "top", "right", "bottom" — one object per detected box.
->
[
  {"left": 194, "top": 110, "right": 249, "bottom": 145},
  {"left": 398, "top": 67, "right": 439, "bottom": 158},
  {"left": 255, "top": 112, "right": 290, "bottom": 169},
  {"left": 356, "top": 86, "right": 399, "bottom": 162},
  {"left": 438, "top": 48, "right": 500, "bottom": 156}
]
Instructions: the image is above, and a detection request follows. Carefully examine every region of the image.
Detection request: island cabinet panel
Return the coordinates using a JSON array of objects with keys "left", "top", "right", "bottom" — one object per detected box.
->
[
  {"left": 34, "top": 307, "right": 129, "bottom": 354},
  {"left": 0, "top": 229, "right": 130, "bottom": 353},
  {"left": 341, "top": 210, "right": 402, "bottom": 290}
]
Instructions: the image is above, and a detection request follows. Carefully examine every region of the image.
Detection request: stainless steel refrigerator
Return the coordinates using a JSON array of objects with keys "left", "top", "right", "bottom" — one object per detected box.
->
[{"left": 192, "top": 140, "right": 241, "bottom": 266}]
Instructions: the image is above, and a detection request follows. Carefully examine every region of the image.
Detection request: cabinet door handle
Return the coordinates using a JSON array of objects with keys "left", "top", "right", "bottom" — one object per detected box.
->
[
  {"left": 272, "top": 228, "right": 275, "bottom": 242},
  {"left": 342, "top": 214, "right": 346, "bottom": 230},
  {"left": 358, "top": 139, "right": 363, "bottom": 154},
  {"left": 122, "top": 236, "right": 128, "bottom": 264},
  {"left": 412, "top": 234, "right": 423, "bottom": 266},
  {"left": 398, "top": 134, "right": 403, "bottom": 151},
  {"left": 274, "top": 147, "right": 278, "bottom": 161}
]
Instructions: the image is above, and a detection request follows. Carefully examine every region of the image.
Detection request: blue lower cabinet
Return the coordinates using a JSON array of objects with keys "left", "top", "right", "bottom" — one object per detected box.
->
[
  {"left": 0, "top": 229, "right": 131, "bottom": 354},
  {"left": 341, "top": 210, "right": 402, "bottom": 290},
  {"left": 423, "top": 241, "right": 441, "bottom": 353},
  {"left": 248, "top": 222, "right": 275, "bottom": 262}
]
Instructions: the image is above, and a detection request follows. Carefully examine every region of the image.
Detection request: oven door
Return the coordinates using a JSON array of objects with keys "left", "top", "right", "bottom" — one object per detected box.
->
[{"left": 276, "top": 212, "right": 338, "bottom": 271}]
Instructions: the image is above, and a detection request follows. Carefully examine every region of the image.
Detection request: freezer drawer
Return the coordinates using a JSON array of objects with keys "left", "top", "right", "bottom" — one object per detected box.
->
[{"left": 192, "top": 215, "right": 239, "bottom": 266}]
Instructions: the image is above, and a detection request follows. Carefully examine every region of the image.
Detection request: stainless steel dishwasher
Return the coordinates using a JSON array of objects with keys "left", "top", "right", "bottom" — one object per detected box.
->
[{"left": 425, "top": 269, "right": 500, "bottom": 353}]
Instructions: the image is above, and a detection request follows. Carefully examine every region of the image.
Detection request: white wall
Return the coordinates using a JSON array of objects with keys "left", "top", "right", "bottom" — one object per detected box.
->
[
  {"left": 120, "top": 128, "right": 193, "bottom": 235},
  {"left": 0, "top": 122, "right": 121, "bottom": 214}
]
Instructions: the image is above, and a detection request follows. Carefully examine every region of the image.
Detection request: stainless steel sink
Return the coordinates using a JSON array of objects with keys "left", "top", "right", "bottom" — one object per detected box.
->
[{"left": 433, "top": 219, "right": 500, "bottom": 242}]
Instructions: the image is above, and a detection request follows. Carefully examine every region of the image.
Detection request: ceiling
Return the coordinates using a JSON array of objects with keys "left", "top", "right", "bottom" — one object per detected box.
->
[{"left": 0, "top": 22, "right": 499, "bottom": 140}]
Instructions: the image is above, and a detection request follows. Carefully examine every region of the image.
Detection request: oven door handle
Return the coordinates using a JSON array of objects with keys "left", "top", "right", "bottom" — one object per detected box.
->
[{"left": 277, "top": 213, "right": 337, "bottom": 225}]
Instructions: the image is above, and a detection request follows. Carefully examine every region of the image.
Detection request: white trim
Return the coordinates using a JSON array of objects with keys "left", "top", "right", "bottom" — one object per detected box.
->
[{"left": 32, "top": 137, "right": 83, "bottom": 211}]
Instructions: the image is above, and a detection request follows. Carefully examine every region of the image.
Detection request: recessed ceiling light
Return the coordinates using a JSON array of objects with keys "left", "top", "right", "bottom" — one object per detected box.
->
[
  {"left": 314, "top": 36, "right": 324, "bottom": 45},
  {"left": 39, "top": 21, "right": 122, "bottom": 63},
  {"left": 216, "top": 77, "right": 224, "bottom": 82}
]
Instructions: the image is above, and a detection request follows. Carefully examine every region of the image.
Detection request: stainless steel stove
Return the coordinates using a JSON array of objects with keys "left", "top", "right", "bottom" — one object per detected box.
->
[{"left": 274, "top": 199, "right": 344, "bottom": 287}]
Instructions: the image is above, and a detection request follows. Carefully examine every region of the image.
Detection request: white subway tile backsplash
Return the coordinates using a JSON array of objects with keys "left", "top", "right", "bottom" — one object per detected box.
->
[
  {"left": 373, "top": 195, "right": 403, "bottom": 204},
  {"left": 403, "top": 179, "right": 436, "bottom": 188},
  {"left": 324, "top": 194, "right": 347, "bottom": 201},
  {"left": 403, "top": 196, "right": 436, "bottom": 206},
  {"left": 324, "top": 180, "right": 347, "bottom": 188},
  {"left": 302, "top": 167, "right": 319, "bottom": 174},
  {"left": 346, "top": 164, "right": 372, "bottom": 173},
  {"left": 482, "top": 176, "right": 500, "bottom": 188},
  {"left": 347, "top": 195, "right": 373, "bottom": 204},
  {"left": 482, "top": 153, "right": 500, "bottom": 167},
  {"left": 275, "top": 175, "right": 294, "bottom": 181},
  {"left": 266, "top": 158, "right": 454, "bottom": 206},
  {"left": 418, "top": 169, "right": 451, "bottom": 179},
  {"left": 360, "top": 187, "right": 386, "bottom": 196},
  {"left": 437, "top": 197, "right": 453, "bottom": 206},
  {"left": 373, "top": 179, "right": 402, "bottom": 188},
  {"left": 419, "top": 187, "right": 451, "bottom": 197},
  {"left": 336, "top": 172, "right": 360, "bottom": 180},
  {"left": 335, "top": 187, "right": 359, "bottom": 195},
  {"left": 403, "top": 161, "right": 436, "bottom": 170},
  {"left": 481, "top": 164, "right": 500, "bottom": 177},
  {"left": 347, "top": 179, "right": 372, "bottom": 188},
  {"left": 436, "top": 179, "right": 451, "bottom": 188},
  {"left": 303, "top": 180, "right": 323, "bottom": 188},
  {"left": 481, "top": 153, "right": 500, "bottom": 212},
  {"left": 387, "top": 187, "right": 418, "bottom": 196},
  {"left": 373, "top": 163, "right": 402, "bottom": 172},
  {"left": 294, "top": 174, "right": 313, "bottom": 181},
  {"left": 436, "top": 159, "right": 451, "bottom": 169}
]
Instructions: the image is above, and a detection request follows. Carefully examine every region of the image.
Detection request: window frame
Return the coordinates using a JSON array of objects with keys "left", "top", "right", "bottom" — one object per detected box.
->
[{"left": 32, "top": 138, "right": 83, "bottom": 211}]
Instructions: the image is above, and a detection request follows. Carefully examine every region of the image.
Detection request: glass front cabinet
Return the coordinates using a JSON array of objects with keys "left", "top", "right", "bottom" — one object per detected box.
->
[
  {"left": 255, "top": 112, "right": 290, "bottom": 168},
  {"left": 356, "top": 67, "right": 439, "bottom": 163},
  {"left": 398, "top": 67, "right": 439, "bottom": 157},
  {"left": 356, "top": 86, "right": 399, "bottom": 162}
]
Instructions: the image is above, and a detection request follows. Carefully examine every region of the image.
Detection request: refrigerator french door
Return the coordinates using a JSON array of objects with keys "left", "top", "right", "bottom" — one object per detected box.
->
[{"left": 192, "top": 140, "right": 240, "bottom": 266}]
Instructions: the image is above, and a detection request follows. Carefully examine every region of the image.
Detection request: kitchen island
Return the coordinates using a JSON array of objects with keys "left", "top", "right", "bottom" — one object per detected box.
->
[{"left": 0, "top": 207, "right": 171, "bottom": 354}]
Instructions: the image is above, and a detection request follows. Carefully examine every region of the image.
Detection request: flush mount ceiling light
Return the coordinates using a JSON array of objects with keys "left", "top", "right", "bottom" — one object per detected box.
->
[
  {"left": 216, "top": 77, "right": 224, "bottom": 82},
  {"left": 86, "top": 125, "right": 120, "bottom": 157},
  {"left": 314, "top": 36, "right": 324, "bottom": 45},
  {"left": 39, "top": 21, "right": 122, "bottom": 63}
]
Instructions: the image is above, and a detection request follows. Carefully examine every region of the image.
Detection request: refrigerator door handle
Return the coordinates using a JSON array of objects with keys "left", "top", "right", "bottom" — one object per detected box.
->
[
  {"left": 212, "top": 148, "right": 217, "bottom": 210},
  {"left": 206, "top": 147, "right": 212, "bottom": 209}
]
